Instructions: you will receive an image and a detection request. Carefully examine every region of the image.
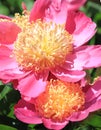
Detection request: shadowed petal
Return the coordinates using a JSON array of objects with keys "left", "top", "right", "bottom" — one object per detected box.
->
[
  {"left": 14, "top": 99, "right": 42, "bottom": 124},
  {"left": 0, "top": 14, "right": 11, "bottom": 20},
  {"left": 51, "top": 66, "right": 86, "bottom": 82},
  {"left": 68, "top": 111, "right": 89, "bottom": 122},
  {"left": 42, "top": 118, "right": 68, "bottom": 130},
  {"left": 85, "top": 96, "right": 101, "bottom": 112},
  {"left": 85, "top": 78, "right": 101, "bottom": 102}
]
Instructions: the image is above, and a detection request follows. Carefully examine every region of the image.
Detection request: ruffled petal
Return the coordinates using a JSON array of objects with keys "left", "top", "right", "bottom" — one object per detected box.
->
[
  {"left": 67, "top": 0, "right": 87, "bottom": 10},
  {"left": 17, "top": 73, "right": 47, "bottom": 99},
  {"left": 64, "top": 45, "right": 101, "bottom": 71},
  {"left": 0, "top": 45, "right": 27, "bottom": 82},
  {"left": 42, "top": 118, "right": 68, "bottom": 130},
  {"left": 81, "top": 45, "right": 101, "bottom": 69},
  {"left": 44, "top": 0, "right": 68, "bottom": 24},
  {"left": 68, "top": 111, "right": 89, "bottom": 122},
  {"left": 66, "top": 11, "right": 96, "bottom": 47},
  {"left": 30, "top": 0, "right": 68, "bottom": 24},
  {"left": 30, "top": 0, "right": 51, "bottom": 21},
  {"left": 0, "top": 21, "right": 21, "bottom": 44},
  {"left": 85, "top": 77, "right": 101, "bottom": 102},
  {"left": 0, "top": 69, "right": 28, "bottom": 83},
  {"left": 51, "top": 66, "right": 86, "bottom": 82},
  {"left": 63, "top": 52, "right": 89, "bottom": 71},
  {"left": 14, "top": 99, "right": 42, "bottom": 124},
  {"left": 74, "top": 45, "right": 101, "bottom": 70},
  {"left": 0, "top": 14, "right": 11, "bottom": 20},
  {"left": 85, "top": 96, "right": 101, "bottom": 112}
]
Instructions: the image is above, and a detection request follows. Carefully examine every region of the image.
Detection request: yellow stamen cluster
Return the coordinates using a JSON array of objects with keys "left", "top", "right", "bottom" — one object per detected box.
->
[
  {"left": 13, "top": 13, "right": 73, "bottom": 73},
  {"left": 35, "top": 80, "right": 85, "bottom": 122}
]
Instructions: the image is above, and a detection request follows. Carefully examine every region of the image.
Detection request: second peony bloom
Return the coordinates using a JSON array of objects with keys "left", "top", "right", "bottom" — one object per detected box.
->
[
  {"left": 0, "top": 0, "right": 101, "bottom": 98},
  {"left": 14, "top": 77, "right": 101, "bottom": 130}
]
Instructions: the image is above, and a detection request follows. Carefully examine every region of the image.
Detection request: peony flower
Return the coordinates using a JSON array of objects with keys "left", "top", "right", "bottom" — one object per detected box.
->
[
  {"left": 14, "top": 77, "right": 101, "bottom": 130},
  {"left": 0, "top": 0, "right": 101, "bottom": 97}
]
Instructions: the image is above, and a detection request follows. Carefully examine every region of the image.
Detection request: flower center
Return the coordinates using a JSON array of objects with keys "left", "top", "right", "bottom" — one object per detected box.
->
[
  {"left": 13, "top": 13, "right": 73, "bottom": 73},
  {"left": 34, "top": 80, "right": 85, "bottom": 122}
]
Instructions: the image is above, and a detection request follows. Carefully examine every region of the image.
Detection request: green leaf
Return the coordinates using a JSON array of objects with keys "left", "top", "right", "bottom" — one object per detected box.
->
[
  {"left": 73, "top": 125, "right": 94, "bottom": 130},
  {"left": 27, "top": 124, "right": 36, "bottom": 130},
  {"left": 0, "top": 4, "right": 9, "bottom": 15},
  {"left": 6, "top": 0, "right": 21, "bottom": 6},
  {"left": 0, "top": 124, "right": 17, "bottom": 130},
  {"left": 94, "top": 13, "right": 101, "bottom": 34},
  {"left": 0, "top": 81, "right": 3, "bottom": 85},
  {"left": 23, "top": 0, "right": 34, "bottom": 10},
  {"left": 82, "top": 113, "right": 101, "bottom": 128},
  {"left": 0, "top": 85, "right": 12, "bottom": 101}
]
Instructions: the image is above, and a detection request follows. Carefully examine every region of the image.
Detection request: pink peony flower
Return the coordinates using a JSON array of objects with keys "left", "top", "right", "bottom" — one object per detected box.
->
[
  {"left": 0, "top": 0, "right": 101, "bottom": 97},
  {"left": 14, "top": 77, "right": 101, "bottom": 130}
]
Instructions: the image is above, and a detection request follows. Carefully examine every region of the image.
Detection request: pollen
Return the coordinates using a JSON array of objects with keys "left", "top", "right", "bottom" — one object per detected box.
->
[
  {"left": 34, "top": 80, "right": 85, "bottom": 122},
  {"left": 12, "top": 13, "right": 73, "bottom": 73}
]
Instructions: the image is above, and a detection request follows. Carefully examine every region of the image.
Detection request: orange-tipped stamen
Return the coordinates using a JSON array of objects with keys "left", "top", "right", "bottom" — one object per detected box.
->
[
  {"left": 12, "top": 13, "right": 73, "bottom": 73},
  {"left": 35, "top": 80, "right": 85, "bottom": 122}
]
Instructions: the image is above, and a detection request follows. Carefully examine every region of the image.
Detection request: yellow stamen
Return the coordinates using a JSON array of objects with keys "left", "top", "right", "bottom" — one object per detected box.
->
[
  {"left": 12, "top": 13, "right": 73, "bottom": 73},
  {"left": 35, "top": 80, "right": 85, "bottom": 122}
]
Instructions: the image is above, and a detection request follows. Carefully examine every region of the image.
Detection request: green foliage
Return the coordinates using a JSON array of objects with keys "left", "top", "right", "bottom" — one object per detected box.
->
[
  {"left": 82, "top": 113, "right": 101, "bottom": 128},
  {"left": 0, "top": 125, "right": 17, "bottom": 130},
  {"left": 0, "top": 0, "right": 34, "bottom": 16}
]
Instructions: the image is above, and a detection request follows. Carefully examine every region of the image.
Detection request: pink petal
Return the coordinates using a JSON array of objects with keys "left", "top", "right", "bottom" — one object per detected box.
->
[
  {"left": 68, "top": 111, "right": 89, "bottom": 122},
  {"left": 85, "top": 95, "right": 101, "bottom": 112},
  {"left": 67, "top": 97, "right": 101, "bottom": 122},
  {"left": 74, "top": 45, "right": 101, "bottom": 70},
  {"left": 42, "top": 118, "right": 68, "bottom": 130},
  {"left": 64, "top": 45, "right": 101, "bottom": 71},
  {"left": 0, "top": 45, "right": 17, "bottom": 71},
  {"left": 0, "top": 45, "right": 27, "bottom": 81},
  {"left": 14, "top": 99, "right": 42, "bottom": 124},
  {"left": 0, "top": 21, "right": 21, "bottom": 44},
  {"left": 0, "top": 69, "right": 29, "bottom": 83},
  {"left": 85, "top": 77, "right": 101, "bottom": 102},
  {"left": 22, "top": 2, "right": 27, "bottom": 10},
  {"left": 30, "top": 0, "right": 68, "bottom": 24},
  {"left": 17, "top": 73, "right": 47, "bottom": 99},
  {"left": 63, "top": 52, "right": 89, "bottom": 71},
  {"left": 51, "top": 66, "right": 86, "bottom": 82},
  {"left": 82, "top": 45, "right": 101, "bottom": 69},
  {"left": 30, "top": 0, "right": 51, "bottom": 21},
  {"left": 44, "top": 0, "right": 68, "bottom": 24},
  {"left": 67, "top": 0, "right": 87, "bottom": 10},
  {"left": 66, "top": 11, "right": 96, "bottom": 47},
  {"left": 0, "top": 15, "right": 11, "bottom": 20}
]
